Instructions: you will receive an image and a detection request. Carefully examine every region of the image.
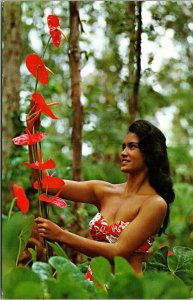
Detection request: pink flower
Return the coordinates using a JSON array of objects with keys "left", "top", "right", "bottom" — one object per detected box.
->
[
  {"left": 39, "top": 190, "right": 67, "bottom": 208},
  {"left": 12, "top": 129, "right": 47, "bottom": 146},
  {"left": 13, "top": 184, "right": 30, "bottom": 213}
]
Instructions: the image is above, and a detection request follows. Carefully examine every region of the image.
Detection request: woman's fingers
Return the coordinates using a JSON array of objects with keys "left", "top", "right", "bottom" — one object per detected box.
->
[
  {"left": 35, "top": 216, "right": 45, "bottom": 223},
  {"left": 34, "top": 217, "right": 61, "bottom": 241}
]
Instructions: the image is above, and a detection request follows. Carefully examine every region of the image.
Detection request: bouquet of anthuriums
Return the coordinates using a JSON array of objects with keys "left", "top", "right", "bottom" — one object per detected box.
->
[{"left": 11, "top": 15, "right": 68, "bottom": 219}]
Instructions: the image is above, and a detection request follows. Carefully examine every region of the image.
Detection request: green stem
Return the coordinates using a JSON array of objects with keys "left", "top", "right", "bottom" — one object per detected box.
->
[
  {"left": 16, "top": 235, "right": 22, "bottom": 266},
  {"left": 41, "top": 36, "right": 51, "bottom": 59},
  {"left": 8, "top": 198, "right": 16, "bottom": 221},
  {"left": 34, "top": 66, "right": 40, "bottom": 92},
  {"left": 52, "top": 270, "right": 57, "bottom": 278}
]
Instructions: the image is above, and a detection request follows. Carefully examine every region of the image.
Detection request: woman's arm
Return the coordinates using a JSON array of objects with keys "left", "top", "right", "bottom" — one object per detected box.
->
[
  {"left": 35, "top": 197, "right": 167, "bottom": 261},
  {"left": 45, "top": 179, "right": 105, "bottom": 206},
  {"left": 35, "top": 216, "right": 115, "bottom": 261}
]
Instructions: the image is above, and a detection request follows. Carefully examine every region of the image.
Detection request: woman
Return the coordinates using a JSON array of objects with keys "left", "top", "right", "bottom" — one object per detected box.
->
[{"left": 27, "top": 113, "right": 175, "bottom": 279}]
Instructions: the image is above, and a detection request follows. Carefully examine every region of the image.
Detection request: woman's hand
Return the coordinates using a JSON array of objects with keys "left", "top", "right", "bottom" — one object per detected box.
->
[
  {"left": 35, "top": 217, "right": 64, "bottom": 242},
  {"left": 26, "top": 103, "right": 41, "bottom": 132}
]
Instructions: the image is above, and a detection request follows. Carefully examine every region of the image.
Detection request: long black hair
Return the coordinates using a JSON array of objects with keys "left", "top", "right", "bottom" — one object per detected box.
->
[{"left": 129, "top": 120, "right": 175, "bottom": 235}]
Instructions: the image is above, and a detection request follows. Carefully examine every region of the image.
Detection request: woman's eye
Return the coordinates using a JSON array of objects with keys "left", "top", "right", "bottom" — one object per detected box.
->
[
  {"left": 129, "top": 143, "right": 138, "bottom": 150},
  {"left": 130, "top": 145, "right": 135, "bottom": 149}
]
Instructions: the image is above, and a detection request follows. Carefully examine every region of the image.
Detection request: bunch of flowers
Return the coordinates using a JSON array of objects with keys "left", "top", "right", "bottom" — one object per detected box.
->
[{"left": 11, "top": 15, "right": 68, "bottom": 219}]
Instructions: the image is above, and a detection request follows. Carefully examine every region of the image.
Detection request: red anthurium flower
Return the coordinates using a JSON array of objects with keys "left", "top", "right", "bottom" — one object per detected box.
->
[
  {"left": 26, "top": 53, "right": 49, "bottom": 85},
  {"left": 32, "top": 92, "right": 59, "bottom": 120},
  {"left": 47, "top": 15, "right": 61, "bottom": 48},
  {"left": 39, "top": 190, "right": 67, "bottom": 208},
  {"left": 12, "top": 129, "right": 47, "bottom": 146},
  {"left": 23, "top": 148, "right": 56, "bottom": 170},
  {"left": 13, "top": 184, "right": 30, "bottom": 213},
  {"left": 33, "top": 175, "right": 65, "bottom": 190},
  {"left": 23, "top": 159, "right": 56, "bottom": 170},
  {"left": 47, "top": 15, "right": 67, "bottom": 48}
]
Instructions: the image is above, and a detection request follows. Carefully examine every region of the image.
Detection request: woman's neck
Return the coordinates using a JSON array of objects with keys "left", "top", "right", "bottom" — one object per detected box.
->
[{"left": 124, "top": 171, "right": 153, "bottom": 195}]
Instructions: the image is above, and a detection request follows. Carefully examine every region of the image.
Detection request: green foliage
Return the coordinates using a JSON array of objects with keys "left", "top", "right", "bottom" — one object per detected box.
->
[
  {"left": 167, "top": 182, "right": 193, "bottom": 247},
  {"left": 146, "top": 246, "right": 169, "bottom": 272},
  {"left": 35, "top": 256, "right": 95, "bottom": 299},
  {"left": 83, "top": 158, "right": 126, "bottom": 183},
  {"left": 47, "top": 241, "right": 69, "bottom": 259},
  {"left": 2, "top": 212, "right": 34, "bottom": 277},
  {"left": 146, "top": 246, "right": 193, "bottom": 289},
  {"left": 3, "top": 267, "right": 42, "bottom": 299},
  {"left": 172, "top": 246, "right": 193, "bottom": 287},
  {"left": 92, "top": 256, "right": 112, "bottom": 297},
  {"left": 142, "top": 271, "right": 190, "bottom": 299},
  {"left": 2, "top": 220, "right": 193, "bottom": 299},
  {"left": 32, "top": 261, "right": 53, "bottom": 281}
]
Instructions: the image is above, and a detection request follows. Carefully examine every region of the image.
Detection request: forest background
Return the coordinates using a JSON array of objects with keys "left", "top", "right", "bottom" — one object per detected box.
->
[{"left": 2, "top": 0, "right": 193, "bottom": 275}]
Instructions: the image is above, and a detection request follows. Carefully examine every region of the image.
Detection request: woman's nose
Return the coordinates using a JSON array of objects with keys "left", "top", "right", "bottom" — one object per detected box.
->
[{"left": 121, "top": 147, "right": 128, "bottom": 156}]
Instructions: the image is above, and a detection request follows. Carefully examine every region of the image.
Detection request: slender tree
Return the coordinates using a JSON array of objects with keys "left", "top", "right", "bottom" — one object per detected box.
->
[
  {"left": 68, "top": 1, "right": 84, "bottom": 263},
  {"left": 125, "top": 1, "right": 142, "bottom": 124},
  {"left": 69, "top": 1, "right": 83, "bottom": 181},
  {"left": 2, "top": 2, "right": 23, "bottom": 202}
]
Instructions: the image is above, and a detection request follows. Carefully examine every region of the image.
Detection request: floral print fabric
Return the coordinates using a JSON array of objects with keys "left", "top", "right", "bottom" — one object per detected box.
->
[{"left": 85, "top": 212, "right": 155, "bottom": 281}]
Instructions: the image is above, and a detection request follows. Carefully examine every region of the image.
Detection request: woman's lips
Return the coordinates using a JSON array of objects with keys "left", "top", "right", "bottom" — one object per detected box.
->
[{"left": 121, "top": 159, "right": 131, "bottom": 164}]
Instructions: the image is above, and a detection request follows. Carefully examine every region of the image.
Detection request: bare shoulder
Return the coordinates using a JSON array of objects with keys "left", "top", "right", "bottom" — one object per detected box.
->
[
  {"left": 89, "top": 180, "right": 115, "bottom": 193},
  {"left": 89, "top": 180, "right": 116, "bottom": 205},
  {"left": 142, "top": 194, "right": 167, "bottom": 218},
  {"left": 135, "top": 195, "right": 167, "bottom": 234}
]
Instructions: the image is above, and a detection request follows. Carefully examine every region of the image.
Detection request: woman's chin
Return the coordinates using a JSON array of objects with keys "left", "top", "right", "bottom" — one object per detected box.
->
[{"left": 121, "top": 166, "right": 129, "bottom": 173}]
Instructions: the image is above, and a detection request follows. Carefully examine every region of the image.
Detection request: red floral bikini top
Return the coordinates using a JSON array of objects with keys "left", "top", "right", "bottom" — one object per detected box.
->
[
  {"left": 85, "top": 212, "right": 155, "bottom": 281},
  {"left": 89, "top": 212, "right": 155, "bottom": 252}
]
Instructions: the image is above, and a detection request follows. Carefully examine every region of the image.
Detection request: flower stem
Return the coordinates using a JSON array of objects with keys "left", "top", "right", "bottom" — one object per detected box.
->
[
  {"left": 41, "top": 36, "right": 51, "bottom": 59},
  {"left": 8, "top": 198, "right": 16, "bottom": 221},
  {"left": 34, "top": 65, "right": 40, "bottom": 92},
  {"left": 16, "top": 234, "right": 22, "bottom": 266}
]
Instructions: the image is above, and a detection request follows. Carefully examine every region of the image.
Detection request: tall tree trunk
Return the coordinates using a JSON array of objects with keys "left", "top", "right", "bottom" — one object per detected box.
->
[
  {"left": 125, "top": 2, "right": 142, "bottom": 124},
  {"left": 68, "top": 1, "right": 84, "bottom": 263},
  {"left": 2, "top": 2, "right": 22, "bottom": 203},
  {"left": 69, "top": 1, "right": 83, "bottom": 181}
]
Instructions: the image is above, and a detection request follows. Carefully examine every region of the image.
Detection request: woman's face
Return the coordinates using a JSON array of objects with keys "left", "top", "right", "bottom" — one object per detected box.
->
[{"left": 121, "top": 132, "right": 147, "bottom": 174}]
